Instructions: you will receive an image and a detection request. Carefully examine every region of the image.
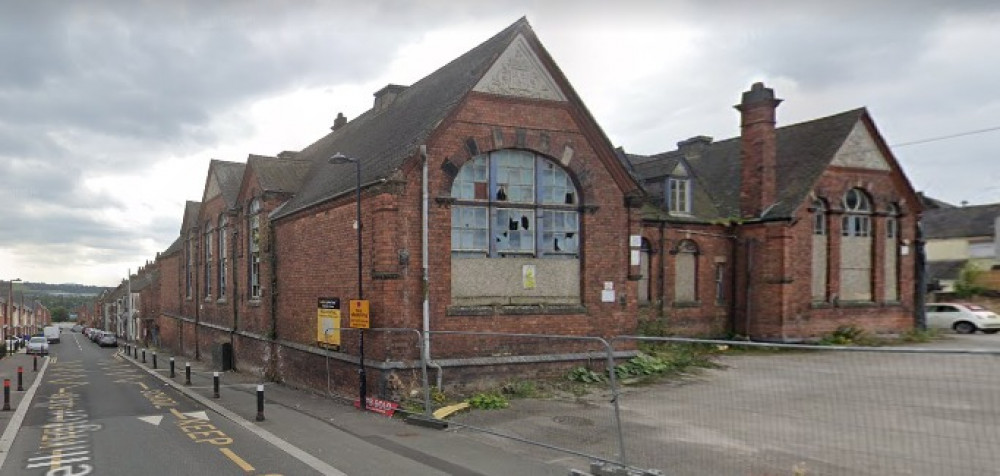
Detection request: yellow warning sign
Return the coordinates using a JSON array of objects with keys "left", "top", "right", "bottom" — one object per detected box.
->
[{"left": 349, "top": 300, "right": 370, "bottom": 329}]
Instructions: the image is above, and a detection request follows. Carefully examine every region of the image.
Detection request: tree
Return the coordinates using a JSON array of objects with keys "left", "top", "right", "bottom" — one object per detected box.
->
[
  {"left": 52, "top": 307, "right": 70, "bottom": 322},
  {"left": 954, "top": 262, "right": 987, "bottom": 298}
]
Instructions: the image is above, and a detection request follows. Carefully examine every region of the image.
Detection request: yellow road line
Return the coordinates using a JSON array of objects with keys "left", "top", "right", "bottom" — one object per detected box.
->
[
  {"left": 137, "top": 382, "right": 149, "bottom": 390},
  {"left": 169, "top": 408, "right": 186, "bottom": 419},
  {"left": 219, "top": 448, "right": 255, "bottom": 472}
]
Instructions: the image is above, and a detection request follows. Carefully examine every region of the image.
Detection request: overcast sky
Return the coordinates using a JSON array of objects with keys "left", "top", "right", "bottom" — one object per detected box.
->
[{"left": 2, "top": 1, "right": 999, "bottom": 286}]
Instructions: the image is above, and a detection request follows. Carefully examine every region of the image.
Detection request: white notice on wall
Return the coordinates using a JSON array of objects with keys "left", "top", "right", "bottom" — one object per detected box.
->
[
  {"left": 630, "top": 249, "right": 640, "bottom": 266},
  {"left": 629, "top": 235, "right": 642, "bottom": 248},
  {"left": 601, "top": 290, "right": 615, "bottom": 303}
]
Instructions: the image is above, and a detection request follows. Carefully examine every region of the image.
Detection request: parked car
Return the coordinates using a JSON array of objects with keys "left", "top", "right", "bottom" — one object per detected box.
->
[
  {"left": 26, "top": 336, "right": 49, "bottom": 355},
  {"left": 926, "top": 303, "right": 1000, "bottom": 334},
  {"left": 71, "top": 325, "right": 82, "bottom": 333},
  {"left": 97, "top": 331, "right": 118, "bottom": 347}
]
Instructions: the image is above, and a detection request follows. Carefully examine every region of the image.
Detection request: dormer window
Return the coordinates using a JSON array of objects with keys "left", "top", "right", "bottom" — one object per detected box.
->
[{"left": 668, "top": 177, "right": 691, "bottom": 214}]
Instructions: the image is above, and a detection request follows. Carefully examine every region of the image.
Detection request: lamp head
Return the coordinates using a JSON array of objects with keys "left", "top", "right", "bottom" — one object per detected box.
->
[{"left": 329, "top": 152, "right": 357, "bottom": 164}]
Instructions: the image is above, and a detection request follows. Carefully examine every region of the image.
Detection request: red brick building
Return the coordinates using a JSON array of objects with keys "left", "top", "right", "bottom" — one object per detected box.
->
[
  {"left": 626, "top": 82, "right": 922, "bottom": 340},
  {"left": 144, "top": 18, "right": 922, "bottom": 398}
]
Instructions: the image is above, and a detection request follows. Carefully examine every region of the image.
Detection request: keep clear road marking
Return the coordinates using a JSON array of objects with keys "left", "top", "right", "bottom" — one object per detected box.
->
[
  {"left": 138, "top": 416, "right": 164, "bottom": 426},
  {"left": 138, "top": 411, "right": 205, "bottom": 426}
]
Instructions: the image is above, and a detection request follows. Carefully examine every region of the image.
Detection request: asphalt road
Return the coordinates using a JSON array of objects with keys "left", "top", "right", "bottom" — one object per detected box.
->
[{"left": 0, "top": 332, "right": 322, "bottom": 476}]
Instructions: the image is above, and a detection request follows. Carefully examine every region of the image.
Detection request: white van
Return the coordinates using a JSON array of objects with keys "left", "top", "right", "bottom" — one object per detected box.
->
[{"left": 44, "top": 326, "right": 60, "bottom": 344}]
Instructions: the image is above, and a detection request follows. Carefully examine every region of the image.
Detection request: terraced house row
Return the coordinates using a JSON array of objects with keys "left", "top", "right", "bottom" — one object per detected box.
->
[{"left": 95, "top": 18, "right": 923, "bottom": 396}]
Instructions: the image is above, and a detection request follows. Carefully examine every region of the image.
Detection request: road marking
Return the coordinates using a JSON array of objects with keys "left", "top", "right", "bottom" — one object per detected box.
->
[
  {"left": 219, "top": 448, "right": 255, "bottom": 472},
  {"left": 138, "top": 415, "right": 164, "bottom": 426},
  {"left": 138, "top": 382, "right": 149, "bottom": 390},
  {"left": 0, "top": 356, "right": 51, "bottom": 469}
]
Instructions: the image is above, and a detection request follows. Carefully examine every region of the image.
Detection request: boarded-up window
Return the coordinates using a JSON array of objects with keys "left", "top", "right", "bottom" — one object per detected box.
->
[
  {"left": 674, "top": 240, "right": 698, "bottom": 302},
  {"left": 812, "top": 199, "right": 828, "bottom": 301},
  {"left": 839, "top": 189, "right": 873, "bottom": 301}
]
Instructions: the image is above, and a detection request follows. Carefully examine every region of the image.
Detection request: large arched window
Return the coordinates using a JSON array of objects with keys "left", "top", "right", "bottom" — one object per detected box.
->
[
  {"left": 811, "top": 199, "right": 829, "bottom": 301},
  {"left": 218, "top": 214, "right": 228, "bottom": 299},
  {"left": 248, "top": 198, "right": 262, "bottom": 300},
  {"left": 839, "top": 188, "right": 873, "bottom": 301},
  {"left": 451, "top": 150, "right": 579, "bottom": 258}
]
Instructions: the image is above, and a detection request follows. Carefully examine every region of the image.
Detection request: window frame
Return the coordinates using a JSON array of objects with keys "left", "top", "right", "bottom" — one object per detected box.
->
[
  {"left": 667, "top": 177, "right": 691, "bottom": 214},
  {"left": 841, "top": 188, "right": 872, "bottom": 237},
  {"left": 218, "top": 214, "right": 228, "bottom": 298},
  {"left": 203, "top": 221, "right": 213, "bottom": 299},
  {"left": 451, "top": 150, "right": 580, "bottom": 259},
  {"left": 248, "top": 198, "right": 262, "bottom": 300}
]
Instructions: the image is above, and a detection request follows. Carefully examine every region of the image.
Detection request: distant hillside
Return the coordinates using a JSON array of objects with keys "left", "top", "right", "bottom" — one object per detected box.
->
[{"left": 21, "top": 282, "right": 110, "bottom": 297}]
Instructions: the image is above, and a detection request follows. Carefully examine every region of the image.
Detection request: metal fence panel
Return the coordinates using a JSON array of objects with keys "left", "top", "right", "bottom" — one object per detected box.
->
[{"left": 426, "top": 330, "right": 626, "bottom": 466}]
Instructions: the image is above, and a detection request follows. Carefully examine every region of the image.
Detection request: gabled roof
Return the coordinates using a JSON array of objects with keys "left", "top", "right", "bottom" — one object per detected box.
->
[
  {"left": 211, "top": 160, "right": 247, "bottom": 209},
  {"left": 629, "top": 108, "right": 867, "bottom": 222},
  {"left": 248, "top": 154, "right": 313, "bottom": 195},
  {"left": 160, "top": 235, "right": 183, "bottom": 258},
  {"left": 180, "top": 201, "right": 202, "bottom": 233},
  {"left": 273, "top": 17, "right": 567, "bottom": 220},
  {"left": 923, "top": 203, "right": 1000, "bottom": 239}
]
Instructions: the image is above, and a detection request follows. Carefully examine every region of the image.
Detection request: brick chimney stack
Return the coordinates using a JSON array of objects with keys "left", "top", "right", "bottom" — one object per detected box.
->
[
  {"left": 331, "top": 112, "right": 347, "bottom": 131},
  {"left": 735, "top": 82, "right": 782, "bottom": 218}
]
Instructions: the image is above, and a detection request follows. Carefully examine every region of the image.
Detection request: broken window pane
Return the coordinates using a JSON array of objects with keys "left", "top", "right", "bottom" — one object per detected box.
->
[
  {"left": 494, "top": 208, "right": 534, "bottom": 254},
  {"left": 540, "top": 210, "right": 578, "bottom": 255}
]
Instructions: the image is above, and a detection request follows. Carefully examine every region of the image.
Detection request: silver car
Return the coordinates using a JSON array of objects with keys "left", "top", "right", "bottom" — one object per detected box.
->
[
  {"left": 926, "top": 302, "right": 1000, "bottom": 334},
  {"left": 97, "top": 331, "right": 118, "bottom": 347},
  {"left": 26, "top": 336, "right": 49, "bottom": 355}
]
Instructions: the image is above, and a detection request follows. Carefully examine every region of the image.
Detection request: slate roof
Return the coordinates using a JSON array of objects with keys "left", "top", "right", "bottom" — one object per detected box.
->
[
  {"left": 926, "top": 259, "right": 966, "bottom": 282},
  {"left": 272, "top": 18, "right": 532, "bottom": 220},
  {"left": 628, "top": 108, "right": 866, "bottom": 222},
  {"left": 211, "top": 160, "right": 247, "bottom": 209},
  {"left": 923, "top": 203, "right": 1000, "bottom": 239},
  {"left": 249, "top": 154, "right": 313, "bottom": 195},
  {"left": 181, "top": 201, "right": 202, "bottom": 232},
  {"left": 160, "top": 235, "right": 183, "bottom": 258}
]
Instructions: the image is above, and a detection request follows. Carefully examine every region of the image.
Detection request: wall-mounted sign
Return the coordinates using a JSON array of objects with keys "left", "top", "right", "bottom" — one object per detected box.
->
[
  {"left": 317, "top": 297, "right": 341, "bottom": 349},
  {"left": 349, "top": 300, "right": 370, "bottom": 329}
]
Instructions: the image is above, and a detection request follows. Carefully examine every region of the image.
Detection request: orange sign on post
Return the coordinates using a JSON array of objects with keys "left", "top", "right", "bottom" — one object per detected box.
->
[{"left": 349, "top": 300, "right": 370, "bottom": 329}]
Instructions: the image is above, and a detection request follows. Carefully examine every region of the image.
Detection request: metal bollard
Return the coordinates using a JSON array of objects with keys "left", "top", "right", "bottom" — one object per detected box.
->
[
  {"left": 33, "top": 355, "right": 38, "bottom": 372},
  {"left": 152, "top": 352, "right": 157, "bottom": 369},
  {"left": 141, "top": 349, "right": 146, "bottom": 363},
  {"left": 213, "top": 372, "right": 220, "bottom": 398},
  {"left": 2, "top": 379, "right": 9, "bottom": 411},
  {"left": 170, "top": 357, "right": 175, "bottom": 378},
  {"left": 185, "top": 363, "right": 191, "bottom": 386},
  {"left": 256, "top": 385, "right": 265, "bottom": 421},
  {"left": 17, "top": 366, "right": 23, "bottom": 391}
]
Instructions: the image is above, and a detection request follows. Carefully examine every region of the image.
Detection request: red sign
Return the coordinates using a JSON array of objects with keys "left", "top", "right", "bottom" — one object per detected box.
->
[{"left": 353, "top": 396, "right": 399, "bottom": 417}]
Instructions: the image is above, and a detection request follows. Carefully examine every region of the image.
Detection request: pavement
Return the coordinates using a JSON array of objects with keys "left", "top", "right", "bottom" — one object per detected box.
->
[
  {"left": 0, "top": 345, "right": 46, "bottom": 459},
  {"left": 108, "top": 341, "right": 577, "bottom": 476}
]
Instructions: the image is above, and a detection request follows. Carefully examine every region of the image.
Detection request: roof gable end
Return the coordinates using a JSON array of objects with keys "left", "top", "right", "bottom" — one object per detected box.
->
[{"left": 473, "top": 33, "right": 567, "bottom": 101}]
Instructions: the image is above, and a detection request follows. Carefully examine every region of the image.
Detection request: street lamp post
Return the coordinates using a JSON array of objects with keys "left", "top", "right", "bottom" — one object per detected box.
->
[
  {"left": 5, "top": 279, "right": 21, "bottom": 345},
  {"left": 329, "top": 152, "right": 366, "bottom": 409}
]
